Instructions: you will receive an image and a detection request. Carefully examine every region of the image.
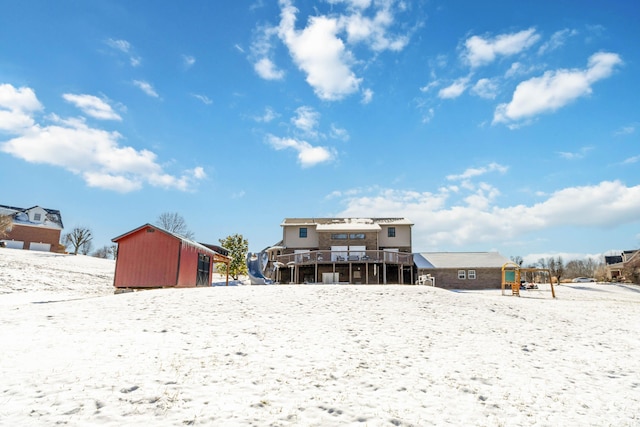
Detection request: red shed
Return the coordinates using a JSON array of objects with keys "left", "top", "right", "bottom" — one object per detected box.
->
[{"left": 112, "top": 224, "right": 230, "bottom": 291}]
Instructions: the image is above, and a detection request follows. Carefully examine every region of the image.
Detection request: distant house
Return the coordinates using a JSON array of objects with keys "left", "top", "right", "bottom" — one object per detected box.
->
[
  {"left": 264, "top": 217, "right": 414, "bottom": 284},
  {"left": 0, "top": 204, "right": 65, "bottom": 253},
  {"left": 112, "top": 224, "right": 231, "bottom": 291},
  {"left": 606, "top": 250, "right": 640, "bottom": 283},
  {"left": 413, "top": 252, "right": 511, "bottom": 289}
]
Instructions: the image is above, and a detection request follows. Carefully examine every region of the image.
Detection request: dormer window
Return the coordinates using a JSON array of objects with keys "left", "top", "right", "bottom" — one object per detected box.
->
[{"left": 34, "top": 213, "right": 42, "bottom": 221}]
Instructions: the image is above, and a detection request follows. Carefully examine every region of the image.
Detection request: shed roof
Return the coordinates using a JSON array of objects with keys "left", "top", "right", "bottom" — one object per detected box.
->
[
  {"left": 112, "top": 223, "right": 229, "bottom": 261},
  {"left": 415, "top": 252, "right": 510, "bottom": 269}
]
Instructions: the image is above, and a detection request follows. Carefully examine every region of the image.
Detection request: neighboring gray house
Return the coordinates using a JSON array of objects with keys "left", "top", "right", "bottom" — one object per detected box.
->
[{"left": 414, "top": 252, "right": 511, "bottom": 289}]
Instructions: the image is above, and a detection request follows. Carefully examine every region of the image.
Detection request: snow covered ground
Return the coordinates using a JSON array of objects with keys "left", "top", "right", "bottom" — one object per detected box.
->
[{"left": 1, "top": 247, "right": 639, "bottom": 426}]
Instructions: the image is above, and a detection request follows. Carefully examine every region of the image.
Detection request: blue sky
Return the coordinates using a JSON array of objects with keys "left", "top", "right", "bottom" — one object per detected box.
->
[{"left": 1, "top": 0, "right": 638, "bottom": 264}]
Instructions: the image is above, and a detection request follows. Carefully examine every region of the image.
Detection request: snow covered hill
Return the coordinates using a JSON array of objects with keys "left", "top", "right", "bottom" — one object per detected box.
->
[{"left": 1, "top": 247, "right": 640, "bottom": 426}]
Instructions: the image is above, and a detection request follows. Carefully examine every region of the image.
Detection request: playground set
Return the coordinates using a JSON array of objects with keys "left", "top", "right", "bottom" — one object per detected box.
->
[{"left": 501, "top": 262, "right": 556, "bottom": 298}]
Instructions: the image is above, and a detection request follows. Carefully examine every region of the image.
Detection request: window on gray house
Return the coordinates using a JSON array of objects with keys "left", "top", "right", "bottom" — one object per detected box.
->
[
  {"left": 458, "top": 270, "right": 466, "bottom": 279},
  {"left": 299, "top": 227, "right": 307, "bottom": 238},
  {"left": 388, "top": 227, "right": 396, "bottom": 238},
  {"left": 468, "top": 270, "right": 476, "bottom": 279}
]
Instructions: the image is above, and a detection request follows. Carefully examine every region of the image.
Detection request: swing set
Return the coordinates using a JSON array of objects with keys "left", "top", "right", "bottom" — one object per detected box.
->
[{"left": 501, "top": 262, "right": 556, "bottom": 298}]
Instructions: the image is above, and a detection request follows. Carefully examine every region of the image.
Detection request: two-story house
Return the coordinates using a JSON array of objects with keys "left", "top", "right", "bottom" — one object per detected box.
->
[
  {"left": 0, "top": 204, "right": 65, "bottom": 253},
  {"left": 606, "top": 250, "right": 640, "bottom": 283},
  {"left": 264, "top": 218, "right": 414, "bottom": 284}
]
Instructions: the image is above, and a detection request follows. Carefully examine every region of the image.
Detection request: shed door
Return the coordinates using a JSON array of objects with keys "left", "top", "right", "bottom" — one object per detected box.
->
[{"left": 196, "top": 254, "right": 211, "bottom": 286}]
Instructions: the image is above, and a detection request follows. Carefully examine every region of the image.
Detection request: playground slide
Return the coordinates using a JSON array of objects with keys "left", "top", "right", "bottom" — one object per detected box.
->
[{"left": 246, "top": 252, "right": 272, "bottom": 285}]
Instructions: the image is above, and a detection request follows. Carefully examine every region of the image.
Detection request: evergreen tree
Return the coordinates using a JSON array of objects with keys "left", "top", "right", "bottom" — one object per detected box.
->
[{"left": 217, "top": 234, "right": 248, "bottom": 280}]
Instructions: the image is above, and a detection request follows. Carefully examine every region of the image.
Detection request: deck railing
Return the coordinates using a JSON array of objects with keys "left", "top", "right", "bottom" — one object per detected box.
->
[{"left": 274, "top": 250, "right": 413, "bottom": 266}]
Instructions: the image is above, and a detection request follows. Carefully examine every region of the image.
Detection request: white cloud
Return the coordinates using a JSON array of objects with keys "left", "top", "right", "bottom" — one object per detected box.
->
[
  {"left": 326, "top": 0, "right": 372, "bottom": 9},
  {"left": 330, "top": 124, "right": 349, "bottom": 141},
  {"left": 446, "top": 162, "right": 509, "bottom": 181},
  {"left": 191, "top": 94, "right": 212, "bottom": 105},
  {"left": 557, "top": 146, "right": 593, "bottom": 160},
  {"left": 182, "top": 55, "right": 196, "bottom": 69},
  {"left": 334, "top": 180, "right": 640, "bottom": 249},
  {"left": 421, "top": 108, "right": 435, "bottom": 124},
  {"left": 361, "top": 88, "right": 374, "bottom": 104},
  {"left": 419, "top": 80, "right": 439, "bottom": 93},
  {"left": 463, "top": 28, "right": 540, "bottom": 68},
  {"left": 471, "top": 78, "right": 499, "bottom": 99},
  {"left": 438, "top": 77, "right": 469, "bottom": 99},
  {"left": 494, "top": 52, "right": 622, "bottom": 126},
  {"left": 622, "top": 155, "right": 640, "bottom": 165},
  {"left": 278, "top": 2, "right": 361, "bottom": 101},
  {"left": 614, "top": 124, "right": 636, "bottom": 136},
  {"left": 0, "top": 84, "right": 43, "bottom": 133},
  {"left": 538, "top": 29, "right": 578, "bottom": 55},
  {"left": 0, "top": 84, "right": 203, "bottom": 193},
  {"left": 251, "top": 0, "right": 410, "bottom": 101},
  {"left": 292, "top": 106, "right": 320, "bottom": 135},
  {"left": 254, "top": 107, "right": 279, "bottom": 123},
  {"left": 266, "top": 134, "right": 334, "bottom": 167},
  {"left": 505, "top": 62, "right": 523, "bottom": 78},
  {"left": 340, "top": 7, "right": 409, "bottom": 52},
  {"left": 254, "top": 57, "right": 285, "bottom": 80},
  {"left": 133, "top": 80, "right": 159, "bottom": 98},
  {"left": 62, "top": 93, "right": 121, "bottom": 121},
  {"left": 105, "top": 38, "right": 141, "bottom": 67}
]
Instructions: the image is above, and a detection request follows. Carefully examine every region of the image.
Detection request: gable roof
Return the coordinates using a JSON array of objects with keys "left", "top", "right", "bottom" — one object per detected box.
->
[
  {"left": 112, "top": 223, "right": 228, "bottom": 260},
  {"left": 415, "top": 252, "right": 511, "bottom": 269},
  {"left": 0, "top": 204, "right": 64, "bottom": 229}
]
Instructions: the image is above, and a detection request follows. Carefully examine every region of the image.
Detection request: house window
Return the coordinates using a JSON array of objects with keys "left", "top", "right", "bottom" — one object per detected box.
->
[
  {"left": 468, "top": 270, "right": 476, "bottom": 279},
  {"left": 33, "top": 213, "right": 41, "bottom": 221},
  {"left": 388, "top": 227, "right": 396, "bottom": 238},
  {"left": 331, "top": 233, "right": 347, "bottom": 240},
  {"left": 458, "top": 270, "right": 466, "bottom": 279},
  {"left": 299, "top": 227, "right": 307, "bottom": 238},
  {"left": 349, "top": 233, "right": 365, "bottom": 239}
]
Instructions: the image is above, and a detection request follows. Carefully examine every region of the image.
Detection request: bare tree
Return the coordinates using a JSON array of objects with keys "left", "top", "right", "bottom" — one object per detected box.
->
[
  {"left": 547, "top": 256, "right": 565, "bottom": 284},
  {"left": 92, "top": 245, "right": 110, "bottom": 259},
  {"left": 80, "top": 240, "right": 93, "bottom": 255},
  {"left": 0, "top": 214, "right": 13, "bottom": 239},
  {"left": 64, "top": 227, "right": 93, "bottom": 255},
  {"left": 510, "top": 255, "right": 523, "bottom": 266},
  {"left": 93, "top": 244, "right": 118, "bottom": 259},
  {"left": 156, "top": 212, "right": 194, "bottom": 239}
]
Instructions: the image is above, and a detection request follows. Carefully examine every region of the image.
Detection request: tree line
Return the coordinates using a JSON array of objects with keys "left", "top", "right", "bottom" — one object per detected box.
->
[{"left": 511, "top": 255, "right": 611, "bottom": 282}]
